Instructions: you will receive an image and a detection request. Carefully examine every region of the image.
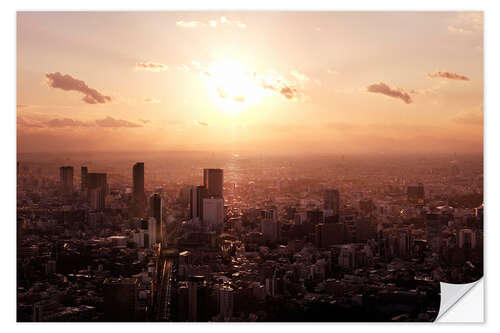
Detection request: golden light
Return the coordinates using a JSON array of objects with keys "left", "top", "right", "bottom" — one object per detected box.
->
[{"left": 203, "top": 60, "right": 267, "bottom": 115}]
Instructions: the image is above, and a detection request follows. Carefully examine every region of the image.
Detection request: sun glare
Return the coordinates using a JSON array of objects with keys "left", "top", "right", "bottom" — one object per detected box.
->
[{"left": 204, "top": 60, "right": 266, "bottom": 115}]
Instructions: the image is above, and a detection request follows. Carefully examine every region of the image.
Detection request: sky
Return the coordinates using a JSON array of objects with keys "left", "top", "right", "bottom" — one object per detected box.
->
[{"left": 17, "top": 11, "right": 483, "bottom": 155}]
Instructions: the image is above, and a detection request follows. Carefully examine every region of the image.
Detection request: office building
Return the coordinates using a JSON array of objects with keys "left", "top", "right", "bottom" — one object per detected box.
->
[
  {"left": 203, "top": 168, "right": 223, "bottom": 198},
  {"left": 81, "top": 166, "right": 88, "bottom": 192},
  {"left": 59, "top": 166, "right": 74, "bottom": 193},
  {"left": 103, "top": 278, "right": 138, "bottom": 321},
  {"left": 203, "top": 198, "right": 224, "bottom": 230},
  {"left": 407, "top": 183, "right": 425, "bottom": 204},
  {"left": 133, "top": 162, "right": 146, "bottom": 210},
  {"left": 87, "top": 173, "right": 107, "bottom": 210},
  {"left": 149, "top": 194, "right": 163, "bottom": 242},
  {"left": 324, "top": 189, "right": 340, "bottom": 216},
  {"left": 219, "top": 285, "right": 234, "bottom": 320},
  {"left": 190, "top": 185, "right": 208, "bottom": 221}
]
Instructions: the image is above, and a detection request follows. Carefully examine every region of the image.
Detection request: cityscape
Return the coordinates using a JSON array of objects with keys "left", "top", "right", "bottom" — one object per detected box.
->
[
  {"left": 16, "top": 11, "right": 483, "bottom": 322},
  {"left": 17, "top": 152, "right": 483, "bottom": 321}
]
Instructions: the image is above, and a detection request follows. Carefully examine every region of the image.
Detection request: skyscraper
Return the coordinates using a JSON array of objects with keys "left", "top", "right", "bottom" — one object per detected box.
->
[
  {"left": 203, "top": 198, "right": 224, "bottom": 230},
  {"left": 81, "top": 166, "right": 88, "bottom": 192},
  {"left": 59, "top": 166, "right": 74, "bottom": 193},
  {"left": 190, "top": 185, "right": 208, "bottom": 221},
  {"left": 324, "top": 189, "right": 340, "bottom": 216},
  {"left": 203, "top": 168, "right": 223, "bottom": 198},
  {"left": 133, "top": 162, "right": 146, "bottom": 211},
  {"left": 87, "top": 173, "right": 107, "bottom": 210},
  {"left": 149, "top": 194, "right": 162, "bottom": 243}
]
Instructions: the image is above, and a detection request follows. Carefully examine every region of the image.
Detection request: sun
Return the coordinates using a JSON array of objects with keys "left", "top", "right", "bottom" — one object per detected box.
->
[{"left": 203, "top": 60, "right": 267, "bottom": 114}]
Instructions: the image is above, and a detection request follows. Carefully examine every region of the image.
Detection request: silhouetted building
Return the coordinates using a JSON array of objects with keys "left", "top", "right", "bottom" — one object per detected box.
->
[
  {"left": 190, "top": 185, "right": 208, "bottom": 221},
  {"left": 149, "top": 194, "right": 162, "bottom": 242},
  {"left": 59, "top": 166, "right": 73, "bottom": 193},
  {"left": 203, "top": 198, "right": 224, "bottom": 231},
  {"left": 103, "top": 278, "right": 138, "bottom": 321},
  {"left": 81, "top": 166, "right": 88, "bottom": 192},
  {"left": 203, "top": 168, "right": 223, "bottom": 198},
  {"left": 133, "top": 162, "right": 146, "bottom": 212},
  {"left": 407, "top": 183, "right": 425, "bottom": 204},
  {"left": 87, "top": 173, "right": 107, "bottom": 210},
  {"left": 324, "top": 189, "right": 340, "bottom": 215}
]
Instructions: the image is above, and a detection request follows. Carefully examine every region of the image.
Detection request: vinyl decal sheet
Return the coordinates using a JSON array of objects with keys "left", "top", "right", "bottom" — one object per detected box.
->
[{"left": 16, "top": 11, "right": 483, "bottom": 322}]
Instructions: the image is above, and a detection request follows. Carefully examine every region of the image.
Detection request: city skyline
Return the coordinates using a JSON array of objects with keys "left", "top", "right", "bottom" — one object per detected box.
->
[{"left": 17, "top": 11, "right": 483, "bottom": 155}]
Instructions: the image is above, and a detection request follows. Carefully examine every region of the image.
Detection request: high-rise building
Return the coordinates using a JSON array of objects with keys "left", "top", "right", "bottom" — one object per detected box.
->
[
  {"left": 407, "top": 183, "right": 425, "bottom": 204},
  {"left": 133, "top": 162, "right": 146, "bottom": 210},
  {"left": 190, "top": 185, "right": 208, "bottom": 221},
  {"left": 261, "top": 218, "right": 279, "bottom": 243},
  {"left": 87, "top": 173, "right": 107, "bottom": 210},
  {"left": 187, "top": 275, "right": 207, "bottom": 321},
  {"left": 59, "top": 166, "right": 74, "bottom": 193},
  {"left": 149, "top": 194, "right": 162, "bottom": 242},
  {"left": 324, "top": 189, "right": 340, "bottom": 215},
  {"left": 458, "top": 229, "right": 477, "bottom": 249},
  {"left": 219, "top": 285, "right": 234, "bottom": 320},
  {"left": 203, "top": 168, "right": 223, "bottom": 198},
  {"left": 103, "top": 277, "right": 138, "bottom": 321},
  {"left": 81, "top": 166, "right": 88, "bottom": 192},
  {"left": 203, "top": 198, "right": 224, "bottom": 230}
]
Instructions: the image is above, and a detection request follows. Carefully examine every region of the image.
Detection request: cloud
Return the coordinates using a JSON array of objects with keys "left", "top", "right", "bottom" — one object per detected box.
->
[
  {"left": 196, "top": 121, "right": 208, "bottom": 127},
  {"left": 448, "top": 12, "right": 483, "bottom": 35},
  {"left": 95, "top": 116, "right": 142, "bottom": 128},
  {"left": 138, "top": 119, "right": 151, "bottom": 124},
  {"left": 17, "top": 116, "right": 45, "bottom": 128},
  {"left": 143, "top": 97, "right": 160, "bottom": 104},
  {"left": 327, "top": 69, "right": 338, "bottom": 75},
  {"left": 290, "top": 70, "right": 310, "bottom": 85},
  {"left": 179, "top": 62, "right": 309, "bottom": 101},
  {"left": 255, "top": 70, "right": 307, "bottom": 101},
  {"left": 453, "top": 112, "right": 483, "bottom": 125},
  {"left": 46, "top": 118, "right": 91, "bottom": 128},
  {"left": 427, "top": 71, "right": 470, "bottom": 81},
  {"left": 176, "top": 16, "right": 246, "bottom": 29},
  {"left": 366, "top": 82, "right": 413, "bottom": 104},
  {"left": 45, "top": 72, "right": 112, "bottom": 104},
  {"left": 135, "top": 62, "right": 168, "bottom": 72}
]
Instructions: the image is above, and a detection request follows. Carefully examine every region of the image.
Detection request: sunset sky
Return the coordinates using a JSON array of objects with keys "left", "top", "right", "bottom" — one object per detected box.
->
[{"left": 17, "top": 11, "right": 483, "bottom": 155}]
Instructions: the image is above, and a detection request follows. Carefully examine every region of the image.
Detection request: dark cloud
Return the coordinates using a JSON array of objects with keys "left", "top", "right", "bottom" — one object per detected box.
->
[
  {"left": 45, "top": 72, "right": 112, "bottom": 104},
  {"left": 428, "top": 71, "right": 470, "bottom": 81},
  {"left": 366, "top": 82, "right": 413, "bottom": 104},
  {"left": 135, "top": 62, "right": 168, "bottom": 72},
  {"left": 46, "top": 118, "right": 91, "bottom": 128},
  {"left": 95, "top": 116, "right": 142, "bottom": 128},
  {"left": 279, "top": 86, "right": 298, "bottom": 99},
  {"left": 197, "top": 121, "right": 208, "bottom": 127}
]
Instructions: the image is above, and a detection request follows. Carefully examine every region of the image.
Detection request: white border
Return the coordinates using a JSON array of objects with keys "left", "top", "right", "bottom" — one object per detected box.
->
[{"left": 3, "top": 0, "right": 498, "bottom": 331}]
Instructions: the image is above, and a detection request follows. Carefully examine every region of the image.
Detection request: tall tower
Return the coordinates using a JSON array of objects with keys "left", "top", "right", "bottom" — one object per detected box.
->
[
  {"left": 190, "top": 185, "right": 208, "bottom": 221},
  {"left": 149, "top": 194, "right": 163, "bottom": 243},
  {"left": 324, "top": 189, "right": 340, "bottom": 215},
  {"left": 81, "top": 166, "right": 88, "bottom": 192},
  {"left": 59, "top": 166, "right": 74, "bottom": 194},
  {"left": 133, "top": 162, "right": 146, "bottom": 212},
  {"left": 87, "top": 173, "right": 107, "bottom": 210},
  {"left": 203, "top": 168, "right": 223, "bottom": 198}
]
